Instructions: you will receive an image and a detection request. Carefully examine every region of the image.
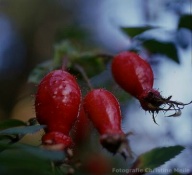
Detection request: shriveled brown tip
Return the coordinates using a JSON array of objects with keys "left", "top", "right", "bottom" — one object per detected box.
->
[{"left": 100, "top": 133, "right": 133, "bottom": 160}]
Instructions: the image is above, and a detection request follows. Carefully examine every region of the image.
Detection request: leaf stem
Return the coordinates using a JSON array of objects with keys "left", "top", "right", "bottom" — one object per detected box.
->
[{"left": 74, "top": 64, "right": 93, "bottom": 90}]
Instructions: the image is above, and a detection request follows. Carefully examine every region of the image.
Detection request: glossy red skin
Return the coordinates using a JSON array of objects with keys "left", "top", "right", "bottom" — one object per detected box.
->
[
  {"left": 42, "top": 132, "right": 72, "bottom": 148},
  {"left": 72, "top": 105, "right": 90, "bottom": 145},
  {"left": 35, "top": 70, "right": 81, "bottom": 146},
  {"left": 83, "top": 89, "right": 123, "bottom": 135},
  {"left": 112, "top": 51, "right": 154, "bottom": 98}
]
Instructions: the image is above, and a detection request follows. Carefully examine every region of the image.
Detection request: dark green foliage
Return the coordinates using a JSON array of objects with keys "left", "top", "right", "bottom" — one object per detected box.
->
[
  {"left": 178, "top": 14, "right": 192, "bottom": 31},
  {"left": 129, "top": 146, "right": 185, "bottom": 175},
  {"left": 122, "top": 26, "right": 156, "bottom": 38},
  {"left": 0, "top": 119, "right": 27, "bottom": 130},
  {"left": 0, "top": 125, "right": 46, "bottom": 135},
  {"left": 0, "top": 143, "right": 65, "bottom": 175},
  {"left": 142, "top": 39, "right": 179, "bottom": 63}
]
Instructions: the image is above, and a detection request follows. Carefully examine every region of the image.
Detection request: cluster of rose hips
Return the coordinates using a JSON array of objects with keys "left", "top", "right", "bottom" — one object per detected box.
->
[{"left": 35, "top": 51, "right": 191, "bottom": 160}]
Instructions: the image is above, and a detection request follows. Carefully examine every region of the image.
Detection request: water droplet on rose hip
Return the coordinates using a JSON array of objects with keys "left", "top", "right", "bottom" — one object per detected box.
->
[
  {"left": 59, "top": 85, "right": 63, "bottom": 89},
  {"left": 62, "top": 96, "right": 68, "bottom": 103},
  {"left": 62, "top": 86, "right": 71, "bottom": 95}
]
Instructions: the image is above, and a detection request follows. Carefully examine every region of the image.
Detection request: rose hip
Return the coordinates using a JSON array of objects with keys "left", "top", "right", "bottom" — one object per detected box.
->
[
  {"left": 84, "top": 88, "right": 132, "bottom": 159},
  {"left": 112, "top": 51, "right": 191, "bottom": 124},
  {"left": 35, "top": 70, "right": 81, "bottom": 149}
]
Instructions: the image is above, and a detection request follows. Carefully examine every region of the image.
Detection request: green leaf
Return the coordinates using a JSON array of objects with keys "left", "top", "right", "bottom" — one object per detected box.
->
[
  {"left": 53, "top": 40, "right": 78, "bottom": 67},
  {"left": 70, "top": 53, "right": 106, "bottom": 78},
  {"left": 0, "top": 125, "right": 46, "bottom": 135},
  {"left": 14, "top": 143, "right": 65, "bottom": 161},
  {"left": 0, "top": 119, "right": 27, "bottom": 131},
  {"left": 0, "top": 143, "right": 66, "bottom": 175},
  {"left": 130, "top": 145, "right": 184, "bottom": 174},
  {"left": 142, "top": 39, "right": 179, "bottom": 63},
  {"left": 0, "top": 148, "right": 52, "bottom": 175},
  {"left": 0, "top": 140, "right": 11, "bottom": 152},
  {"left": 28, "top": 41, "right": 78, "bottom": 84},
  {"left": 121, "top": 26, "right": 156, "bottom": 38},
  {"left": 28, "top": 60, "right": 53, "bottom": 84},
  {"left": 0, "top": 135, "right": 14, "bottom": 141},
  {"left": 178, "top": 14, "right": 192, "bottom": 31}
]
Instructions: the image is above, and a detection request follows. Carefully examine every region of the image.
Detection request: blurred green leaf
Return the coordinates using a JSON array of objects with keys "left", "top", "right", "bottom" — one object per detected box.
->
[
  {"left": 0, "top": 140, "right": 10, "bottom": 152},
  {"left": 178, "top": 14, "right": 192, "bottom": 31},
  {"left": 14, "top": 143, "right": 66, "bottom": 161},
  {"left": 121, "top": 26, "right": 156, "bottom": 38},
  {"left": 53, "top": 41, "right": 107, "bottom": 78},
  {"left": 70, "top": 53, "right": 106, "bottom": 78},
  {"left": 138, "top": 145, "right": 184, "bottom": 169},
  {"left": 28, "top": 41, "right": 78, "bottom": 84},
  {"left": 28, "top": 60, "right": 53, "bottom": 84},
  {"left": 0, "top": 119, "right": 27, "bottom": 131},
  {"left": 0, "top": 143, "right": 66, "bottom": 175},
  {"left": 28, "top": 40, "right": 109, "bottom": 85},
  {"left": 0, "top": 149, "right": 52, "bottom": 175},
  {"left": 0, "top": 125, "right": 46, "bottom": 135},
  {"left": 142, "top": 39, "right": 179, "bottom": 63},
  {"left": 53, "top": 40, "right": 78, "bottom": 67},
  {"left": 0, "top": 135, "right": 14, "bottom": 141},
  {"left": 129, "top": 145, "right": 184, "bottom": 175},
  {"left": 176, "top": 28, "right": 190, "bottom": 49}
]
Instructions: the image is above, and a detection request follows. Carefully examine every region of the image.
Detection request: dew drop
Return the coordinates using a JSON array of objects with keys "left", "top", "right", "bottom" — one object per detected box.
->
[
  {"left": 59, "top": 85, "right": 63, "bottom": 89},
  {"left": 62, "top": 96, "right": 68, "bottom": 103},
  {"left": 62, "top": 85, "right": 71, "bottom": 95}
]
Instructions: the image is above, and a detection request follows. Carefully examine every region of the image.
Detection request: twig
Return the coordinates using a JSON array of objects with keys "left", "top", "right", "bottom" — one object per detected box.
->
[{"left": 74, "top": 64, "right": 93, "bottom": 90}]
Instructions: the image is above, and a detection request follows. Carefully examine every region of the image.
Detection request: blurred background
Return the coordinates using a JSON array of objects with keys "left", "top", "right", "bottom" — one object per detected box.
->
[{"left": 0, "top": 0, "right": 191, "bottom": 174}]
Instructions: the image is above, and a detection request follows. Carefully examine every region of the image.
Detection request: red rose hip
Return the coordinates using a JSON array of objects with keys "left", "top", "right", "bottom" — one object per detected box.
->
[
  {"left": 35, "top": 70, "right": 81, "bottom": 149},
  {"left": 84, "top": 88, "right": 132, "bottom": 159},
  {"left": 71, "top": 105, "right": 91, "bottom": 147},
  {"left": 112, "top": 51, "right": 154, "bottom": 98},
  {"left": 112, "top": 51, "right": 191, "bottom": 124}
]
